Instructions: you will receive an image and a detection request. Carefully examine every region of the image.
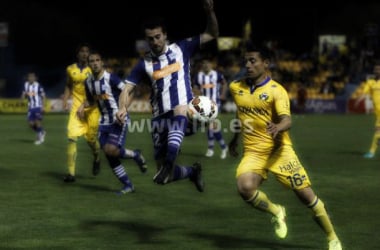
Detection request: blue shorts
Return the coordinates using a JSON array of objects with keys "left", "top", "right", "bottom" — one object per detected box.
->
[
  {"left": 27, "top": 107, "right": 43, "bottom": 122},
  {"left": 98, "top": 121, "right": 128, "bottom": 149}
]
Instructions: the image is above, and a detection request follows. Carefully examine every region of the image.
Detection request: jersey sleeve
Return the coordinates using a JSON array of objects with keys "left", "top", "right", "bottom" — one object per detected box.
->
[
  {"left": 274, "top": 85, "right": 291, "bottom": 116},
  {"left": 176, "top": 36, "right": 201, "bottom": 58},
  {"left": 110, "top": 73, "right": 125, "bottom": 90},
  {"left": 125, "top": 59, "right": 146, "bottom": 85}
]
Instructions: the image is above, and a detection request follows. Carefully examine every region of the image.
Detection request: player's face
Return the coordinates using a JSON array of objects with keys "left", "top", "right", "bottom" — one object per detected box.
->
[
  {"left": 77, "top": 46, "right": 90, "bottom": 64},
  {"left": 88, "top": 54, "right": 103, "bottom": 74},
  {"left": 201, "top": 60, "right": 212, "bottom": 72},
  {"left": 27, "top": 73, "right": 36, "bottom": 83},
  {"left": 145, "top": 27, "right": 167, "bottom": 55},
  {"left": 244, "top": 52, "right": 269, "bottom": 82}
]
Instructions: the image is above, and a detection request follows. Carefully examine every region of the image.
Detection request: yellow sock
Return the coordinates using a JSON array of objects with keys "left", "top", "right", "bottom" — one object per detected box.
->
[
  {"left": 368, "top": 132, "right": 380, "bottom": 154},
  {"left": 67, "top": 140, "right": 77, "bottom": 176},
  {"left": 247, "top": 190, "right": 281, "bottom": 216},
  {"left": 87, "top": 139, "right": 100, "bottom": 162},
  {"left": 308, "top": 197, "right": 337, "bottom": 241}
]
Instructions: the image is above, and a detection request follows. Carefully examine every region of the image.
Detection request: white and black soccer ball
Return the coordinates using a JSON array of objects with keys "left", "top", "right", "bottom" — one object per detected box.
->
[{"left": 187, "top": 95, "right": 218, "bottom": 123}]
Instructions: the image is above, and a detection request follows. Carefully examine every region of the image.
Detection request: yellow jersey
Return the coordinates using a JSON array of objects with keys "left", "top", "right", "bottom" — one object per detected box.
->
[
  {"left": 230, "top": 77, "right": 292, "bottom": 154},
  {"left": 362, "top": 78, "right": 380, "bottom": 114},
  {"left": 66, "top": 63, "right": 92, "bottom": 109}
]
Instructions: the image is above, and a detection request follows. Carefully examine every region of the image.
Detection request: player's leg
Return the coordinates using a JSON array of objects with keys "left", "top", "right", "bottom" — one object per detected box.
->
[
  {"left": 64, "top": 112, "right": 85, "bottom": 182},
  {"left": 273, "top": 147, "right": 341, "bottom": 249},
  {"left": 364, "top": 125, "right": 380, "bottom": 158},
  {"left": 238, "top": 153, "right": 287, "bottom": 239},
  {"left": 100, "top": 127, "right": 134, "bottom": 194},
  {"left": 205, "top": 124, "right": 215, "bottom": 157},
  {"left": 85, "top": 109, "right": 101, "bottom": 175},
  {"left": 294, "top": 187, "right": 342, "bottom": 250},
  {"left": 237, "top": 171, "right": 286, "bottom": 238},
  {"left": 33, "top": 108, "right": 46, "bottom": 144},
  {"left": 210, "top": 120, "right": 228, "bottom": 159}
]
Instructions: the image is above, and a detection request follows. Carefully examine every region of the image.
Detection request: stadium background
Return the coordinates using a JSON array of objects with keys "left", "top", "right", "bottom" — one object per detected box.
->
[{"left": 1, "top": 1, "right": 380, "bottom": 115}]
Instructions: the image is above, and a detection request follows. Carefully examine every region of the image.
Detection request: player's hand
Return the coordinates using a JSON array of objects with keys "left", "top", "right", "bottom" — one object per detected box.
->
[
  {"left": 266, "top": 122, "right": 279, "bottom": 138},
  {"left": 228, "top": 138, "right": 239, "bottom": 157},
  {"left": 76, "top": 105, "right": 86, "bottom": 121},
  {"left": 116, "top": 108, "right": 128, "bottom": 125}
]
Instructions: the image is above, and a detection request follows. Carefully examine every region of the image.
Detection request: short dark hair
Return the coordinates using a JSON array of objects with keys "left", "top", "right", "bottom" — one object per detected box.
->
[
  {"left": 245, "top": 41, "right": 272, "bottom": 61},
  {"left": 75, "top": 42, "right": 91, "bottom": 54},
  {"left": 141, "top": 16, "right": 167, "bottom": 33}
]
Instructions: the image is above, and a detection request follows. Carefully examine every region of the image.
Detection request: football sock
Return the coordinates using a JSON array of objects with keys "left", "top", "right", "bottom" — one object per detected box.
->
[
  {"left": 112, "top": 164, "right": 132, "bottom": 186},
  {"left": 67, "top": 139, "right": 77, "bottom": 176},
  {"left": 35, "top": 126, "right": 42, "bottom": 133},
  {"left": 368, "top": 131, "right": 380, "bottom": 154},
  {"left": 207, "top": 128, "right": 215, "bottom": 149},
  {"left": 120, "top": 148, "right": 135, "bottom": 159},
  {"left": 214, "top": 130, "right": 227, "bottom": 149},
  {"left": 248, "top": 190, "right": 281, "bottom": 215},
  {"left": 165, "top": 115, "right": 187, "bottom": 165},
  {"left": 171, "top": 165, "right": 193, "bottom": 181},
  {"left": 106, "top": 155, "right": 132, "bottom": 186},
  {"left": 308, "top": 196, "right": 337, "bottom": 241},
  {"left": 87, "top": 139, "right": 100, "bottom": 162}
]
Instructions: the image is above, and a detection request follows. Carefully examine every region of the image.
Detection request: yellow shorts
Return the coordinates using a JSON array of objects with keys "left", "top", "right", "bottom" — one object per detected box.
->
[
  {"left": 67, "top": 107, "right": 100, "bottom": 142},
  {"left": 236, "top": 146, "right": 311, "bottom": 190}
]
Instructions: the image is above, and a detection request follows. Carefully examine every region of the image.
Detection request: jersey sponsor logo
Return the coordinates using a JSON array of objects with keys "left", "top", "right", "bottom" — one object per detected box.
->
[
  {"left": 152, "top": 62, "right": 181, "bottom": 80},
  {"left": 94, "top": 93, "right": 110, "bottom": 100},
  {"left": 238, "top": 105, "right": 269, "bottom": 115}
]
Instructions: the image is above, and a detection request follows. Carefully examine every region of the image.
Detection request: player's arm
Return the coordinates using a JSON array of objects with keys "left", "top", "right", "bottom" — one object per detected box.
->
[
  {"left": 62, "top": 77, "right": 72, "bottom": 111},
  {"left": 266, "top": 115, "right": 291, "bottom": 139},
  {"left": 116, "top": 83, "right": 136, "bottom": 124},
  {"left": 200, "top": 0, "right": 219, "bottom": 45},
  {"left": 228, "top": 116, "right": 241, "bottom": 157},
  {"left": 40, "top": 86, "right": 46, "bottom": 112},
  {"left": 219, "top": 75, "right": 228, "bottom": 102}
]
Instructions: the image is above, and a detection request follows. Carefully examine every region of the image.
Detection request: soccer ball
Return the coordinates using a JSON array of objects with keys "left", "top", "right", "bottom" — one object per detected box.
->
[{"left": 187, "top": 95, "right": 218, "bottom": 123}]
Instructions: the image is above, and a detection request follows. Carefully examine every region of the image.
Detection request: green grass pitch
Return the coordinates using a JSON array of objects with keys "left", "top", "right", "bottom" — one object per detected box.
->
[{"left": 0, "top": 113, "right": 379, "bottom": 250}]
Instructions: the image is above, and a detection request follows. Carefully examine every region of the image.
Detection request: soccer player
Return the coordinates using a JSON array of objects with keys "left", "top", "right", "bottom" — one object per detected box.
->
[
  {"left": 21, "top": 72, "right": 46, "bottom": 145},
  {"left": 77, "top": 51, "right": 147, "bottom": 194},
  {"left": 116, "top": 0, "right": 219, "bottom": 190},
  {"left": 62, "top": 44, "right": 101, "bottom": 182},
  {"left": 193, "top": 57, "right": 228, "bottom": 159},
  {"left": 355, "top": 61, "right": 380, "bottom": 159},
  {"left": 228, "top": 43, "right": 342, "bottom": 250}
]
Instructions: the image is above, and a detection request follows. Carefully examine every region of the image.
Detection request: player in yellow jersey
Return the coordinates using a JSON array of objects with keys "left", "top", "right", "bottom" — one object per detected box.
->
[
  {"left": 355, "top": 62, "right": 380, "bottom": 159},
  {"left": 228, "top": 43, "right": 342, "bottom": 250},
  {"left": 62, "top": 43, "right": 101, "bottom": 182}
]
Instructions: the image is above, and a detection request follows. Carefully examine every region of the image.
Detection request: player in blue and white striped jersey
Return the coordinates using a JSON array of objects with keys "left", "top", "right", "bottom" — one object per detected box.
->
[
  {"left": 78, "top": 52, "right": 147, "bottom": 195},
  {"left": 193, "top": 57, "right": 228, "bottom": 159},
  {"left": 117, "top": 0, "right": 219, "bottom": 190},
  {"left": 21, "top": 72, "right": 46, "bottom": 145}
]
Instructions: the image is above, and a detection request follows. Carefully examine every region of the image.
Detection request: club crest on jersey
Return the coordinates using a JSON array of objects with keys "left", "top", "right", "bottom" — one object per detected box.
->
[
  {"left": 238, "top": 90, "right": 244, "bottom": 96},
  {"left": 259, "top": 93, "right": 269, "bottom": 101}
]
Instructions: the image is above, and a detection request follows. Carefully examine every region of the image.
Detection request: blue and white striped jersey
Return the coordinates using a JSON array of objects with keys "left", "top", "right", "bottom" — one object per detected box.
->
[
  {"left": 23, "top": 81, "right": 45, "bottom": 109},
  {"left": 194, "top": 69, "right": 224, "bottom": 105},
  {"left": 85, "top": 71, "right": 125, "bottom": 126},
  {"left": 125, "top": 36, "right": 200, "bottom": 117}
]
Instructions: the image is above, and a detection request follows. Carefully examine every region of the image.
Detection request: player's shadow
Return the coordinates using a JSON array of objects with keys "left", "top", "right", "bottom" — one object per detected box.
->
[
  {"left": 9, "top": 138, "right": 34, "bottom": 144},
  {"left": 42, "top": 171, "right": 115, "bottom": 193},
  {"left": 81, "top": 220, "right": 174, "bottom": 245},
  {"left": 189, "top": 232, "right": 316, "bottom": 249}
]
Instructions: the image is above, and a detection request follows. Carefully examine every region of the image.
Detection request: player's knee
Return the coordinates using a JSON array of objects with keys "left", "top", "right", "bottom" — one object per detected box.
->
[
  {"left": 237, "top": 176, "right": 259, "bottom": 200},
  {"left": 103, "top": 144, "right": 119, "bottom": 157}
]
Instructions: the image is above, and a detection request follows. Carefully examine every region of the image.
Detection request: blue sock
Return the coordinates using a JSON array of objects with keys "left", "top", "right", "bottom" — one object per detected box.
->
[
  {"left": 207, "top": 128, "right": 215, "bottom": 149},
  {"left": 165, "top": 115, "right": 187, "bottom": 165},
  {"left": 214, "top": 130, "right": 226, "bottom": 149},
  {"left": 172, "top": 165, "right": 194, "bottom": 181}
]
